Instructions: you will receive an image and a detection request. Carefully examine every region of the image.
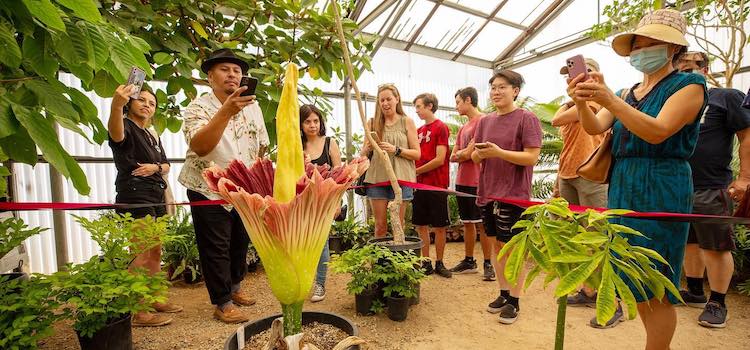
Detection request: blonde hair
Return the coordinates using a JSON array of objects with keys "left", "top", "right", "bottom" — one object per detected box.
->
[{"left": 372, "top": 84, "right": 406, "bottom": 139}]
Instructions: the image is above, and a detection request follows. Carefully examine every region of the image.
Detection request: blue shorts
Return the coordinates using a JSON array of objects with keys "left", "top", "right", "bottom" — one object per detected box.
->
[{"left": 365, "top": 184, "right": 414, "bottom": 201}]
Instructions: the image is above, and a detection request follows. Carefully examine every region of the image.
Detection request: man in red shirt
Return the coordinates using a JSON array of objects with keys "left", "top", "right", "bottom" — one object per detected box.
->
[{"left": 413, "top": 93, "right": 452, "bottom": 278}]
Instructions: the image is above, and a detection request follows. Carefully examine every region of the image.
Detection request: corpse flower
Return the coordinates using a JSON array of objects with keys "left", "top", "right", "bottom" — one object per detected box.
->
[{"left": 202, "top": 63, "right": 369, "bottom": 346}]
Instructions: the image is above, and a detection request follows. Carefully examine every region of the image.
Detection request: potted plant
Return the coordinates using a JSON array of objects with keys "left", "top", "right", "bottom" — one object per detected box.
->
[
  {"left": 329, "top": 245, "right": 390, "bottom": 315},
  {"left": 208, "top": 63, "right": 366, "bottom": 349},
  {"left": 331, "top": 215, "right": 370, "bottom": 253},
  {"left": 379, "top": 247, "right": 426, "bottom": 321},
  {"left": 0, "top": 276, "right": 61, "bottom": 349},
  {"left": 0, "top": 217, "right": 46, "bottom": 283},
  {"left": 49, "top": 213, "right": 170, "bottom": 350},
  {"left": 247, "top": 241, "right": 260, "bottom": 273},
  {"left": 161, "top": 207, "right": 202, "bottom": 283},
  {"left": 499, "top": 199, "right": 683, "bottom": 350}
]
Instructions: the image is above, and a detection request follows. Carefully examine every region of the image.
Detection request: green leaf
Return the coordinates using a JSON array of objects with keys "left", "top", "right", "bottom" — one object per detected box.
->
[
  {"left": 153, "top": 52, "right": 174, "bottom": 65},
  {"left": 0, "top": 19, "right": 22, "bottom": 68},
  {"left": 53, "top": 114, "right": 91, "bottom": 142},
  {"left": 612, "top": 269, "right": 638, "bottom": 320},
  {"left": 0, "top": 127, "right": 37, "bottom": 165},
  {"left": 610, "top": 224, "right": 645, "bottom": 237},
  {"left": 570, "top": 231, "right": 609, "bottom": 245},
  {"left": 84, "top": 23, "right": 109, "bottom": 68},
  {"left": 632, "top": 246, "right": 670, "bottom": 267},
  {"left": 0, "top": 98, "right": 20, "bottom": 138},
  {"left": 68, "top": 88, "right": 106, "bottom": 144},
  {"left": 554, "top": 252, "right": 604, "bottom": 297},
  {"left": 550, "top": 253, "right": 595, "bottom": 263},
  {"left": 523, "top": 265, "right": 542, "bottom": 291},
  {"left": 166, "top": 116, "right": 182, "bottom": 133},
  {"left": 504, "top": 234, "right": 527, "bottom": 285},
  {"left": 21, "top": 0, "right": 66, "bottom": 32},
  {"left": 55, "top": 0, "right": 102, "bottom": 23},
  {"left": 91, "top": 70, "right": 119, "bottom": 97},
  {"left": 22, "top": 30, "right": 59, "bottom": 79},
  {"left": 595, "top": 259, "right": 618, "bottom": 326},
  {"left": 66, "top": 20, "right": 95, "bottom": 66},
  {"left": 24, "top": 80, "right": 79, "bottom": 121},
  {"left": 190, "top": 20, "right": 209, "bottom": 39},
  {"left": 602, "top": 209, "right": 633, "bottom": 216}
]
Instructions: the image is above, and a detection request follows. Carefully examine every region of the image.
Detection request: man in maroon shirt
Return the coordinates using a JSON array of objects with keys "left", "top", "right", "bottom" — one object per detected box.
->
[{"left": 413, "top": 93, "right": 452, "bottom": 278}]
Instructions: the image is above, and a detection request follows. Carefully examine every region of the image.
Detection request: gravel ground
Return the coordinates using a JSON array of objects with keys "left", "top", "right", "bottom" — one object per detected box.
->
[{"left": 39, "top": 242, "right": 750, "bottom": 350}]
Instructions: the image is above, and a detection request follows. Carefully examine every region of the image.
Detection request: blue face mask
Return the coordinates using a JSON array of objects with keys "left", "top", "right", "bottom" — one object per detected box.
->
[{"left": 629, "top": 45, "right": 669, "bottom": 74}]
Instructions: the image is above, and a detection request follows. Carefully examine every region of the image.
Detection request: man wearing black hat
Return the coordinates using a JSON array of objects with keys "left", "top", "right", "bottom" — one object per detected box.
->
[{"left": 179, "top": 49, "right": 269, "bottom": 323}]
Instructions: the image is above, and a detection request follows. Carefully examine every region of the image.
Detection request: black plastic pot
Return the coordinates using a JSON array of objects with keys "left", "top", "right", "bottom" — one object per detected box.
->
[
  {"left": 329, "top": 235, "right": 345, "bottom": 254},
  {"left": 386, "top": 295, "right": 409, "bottom": 321},
  {"left": 0, "top": 272, "right": 29, "bottom": 283},
  {"left": 223, "top": 311, "right": 360, "bottom": 350},
  {"left": 183, "top": 270, "right": 203, "bottom": 284},
  {"left": 76, "top": 314, "right": 132, "bottom": 350},
  {"left": 368, "top": 236, "right": 423, "bottom": 256},
  {"left": 355, "top": 285, "right": 379, "bottom": 315}
]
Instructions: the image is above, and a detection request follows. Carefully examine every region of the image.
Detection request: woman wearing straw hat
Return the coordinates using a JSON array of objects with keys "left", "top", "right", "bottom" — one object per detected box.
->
[{"left": 567, "top": 9, "right": 707, "bottom": 349}]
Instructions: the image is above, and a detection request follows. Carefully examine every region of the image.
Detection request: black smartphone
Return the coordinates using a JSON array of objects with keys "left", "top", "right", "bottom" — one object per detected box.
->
[
  {"left": 239, "top": 76, "right": 258, "bottom": 97},
  {"left": 126, "top": 67, "right": 146, "bottom": 99}
]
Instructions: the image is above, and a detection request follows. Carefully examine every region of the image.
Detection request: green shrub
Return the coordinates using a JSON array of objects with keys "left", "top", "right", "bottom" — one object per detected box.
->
[{"left": 0, "top": 276, "right": 61, "bottom": 350}]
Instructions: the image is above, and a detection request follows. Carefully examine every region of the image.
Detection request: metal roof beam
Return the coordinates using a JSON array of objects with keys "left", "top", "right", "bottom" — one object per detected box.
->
[
  {"left": 405, "top": 0, "right": 443, "bottom": 51},
  {"left": 354, "top": 0, "right": 399, "bottom": 35},
  {"left": 348, "top": 0, "right": 368, "bottom": 21},
  {"left": 367, "top": 34, "right": 493, "bottom": 68},
  {"left": 370, "top": 0, "right": 413, "bottom": 57},
  {"left": 452, "top": 1, "right": 509, "bottom": 61},
  {"left": 424, "top": 0, "right": 527, "bottom": 30},
  {"left": 493, "top": 0, "right": 573, "bottom": 63}
]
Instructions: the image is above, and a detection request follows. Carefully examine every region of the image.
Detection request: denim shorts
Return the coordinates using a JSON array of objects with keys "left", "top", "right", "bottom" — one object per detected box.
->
[{"left": 365, "top": 184, "right": 414, "bottom": 201}]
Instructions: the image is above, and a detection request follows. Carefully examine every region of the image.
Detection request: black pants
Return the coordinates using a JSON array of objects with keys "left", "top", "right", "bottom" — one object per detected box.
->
[{"left": 187, "top": 190, "right": 250, "bottom": 306}]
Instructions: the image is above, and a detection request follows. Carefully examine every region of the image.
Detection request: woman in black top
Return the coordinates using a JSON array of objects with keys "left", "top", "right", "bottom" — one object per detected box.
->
[
  {"left": 108, "top": 84, "right": 181, "bottom": 326},
  {"left": 300, "top": 104, "right": 342, "bottom": 303}
]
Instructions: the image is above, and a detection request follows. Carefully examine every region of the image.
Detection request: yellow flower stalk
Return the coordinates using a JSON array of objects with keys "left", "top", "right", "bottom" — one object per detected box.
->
[
  {"left": 203, "top": 64, "right": 369, "bottom": 338},
  {"left": 273, "top": 64, "right": 304, "bottom": 203}
]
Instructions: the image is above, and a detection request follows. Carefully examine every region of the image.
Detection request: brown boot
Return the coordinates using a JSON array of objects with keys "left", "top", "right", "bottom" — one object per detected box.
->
[
  {"left": 153, "top": 302, "right": 183, "bottom": 313},
  {"left": 231, "top": 291, "right": 257, "bottom": 306},
  {"left": 213, "top": 304, "right": 250, "bottom": 324},
  {"left": 132, "top": 312, "right": 172, "bottom": 327}
]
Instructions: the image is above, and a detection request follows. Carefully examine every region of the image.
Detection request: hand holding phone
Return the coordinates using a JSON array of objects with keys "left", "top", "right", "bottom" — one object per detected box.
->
[
  {"left": 126, "top": 67, "right": 146, "bottom": 99},
  {"left": 474, "top": 142, "right": 489, "bottom": 149},
  {"left": 565, "top": 55, "right": 589, "bottom": 82},
  {"left": 239, "top": 76, "right": 258, "bottom": 97}
]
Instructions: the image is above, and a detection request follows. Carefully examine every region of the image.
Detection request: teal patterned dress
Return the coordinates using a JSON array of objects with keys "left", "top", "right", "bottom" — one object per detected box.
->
[{"left": 609, "top": 71, "right": 707, "bottom": 304}]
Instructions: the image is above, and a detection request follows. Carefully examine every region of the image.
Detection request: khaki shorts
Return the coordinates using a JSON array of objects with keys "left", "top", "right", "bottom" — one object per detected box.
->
[{"left": 559, "top": 177, "right": 608, "bottom": 208}]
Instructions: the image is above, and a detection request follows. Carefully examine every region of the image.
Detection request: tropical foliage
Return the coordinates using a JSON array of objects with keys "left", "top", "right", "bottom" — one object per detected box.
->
[{"left": 0, "top": 0, "right": 372, "bottom": 197}]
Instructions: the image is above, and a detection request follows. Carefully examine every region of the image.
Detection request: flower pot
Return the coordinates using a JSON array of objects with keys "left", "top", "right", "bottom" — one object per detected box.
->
[
  {"left": 247, "top": 260, "right": 259, "bottom": 273},
  {"left": 76, "top": 314, "right": 132, "bottom": 350},
  {"left": 183, "top": 270, "right": 202, "bottom": 284},
  {"left": 368, "top": 236, "right": 423, "bottom": 256},
  {"left": 355, "top": 285, "right": 379, "bottom": 315},
  {"left": 386, "top": 295, "right": 409, "bottom": 322},
  {"left": 223, "top": 311, "right": 360, "bottom": 350},
  {"left": 329, "top": 235, "right": 345, "bottom": 254}
]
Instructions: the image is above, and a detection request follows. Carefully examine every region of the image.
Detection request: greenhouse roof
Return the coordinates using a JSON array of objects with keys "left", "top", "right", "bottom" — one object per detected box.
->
[{"left": 351, "top": 0, "right": 617, "bottom": 70}]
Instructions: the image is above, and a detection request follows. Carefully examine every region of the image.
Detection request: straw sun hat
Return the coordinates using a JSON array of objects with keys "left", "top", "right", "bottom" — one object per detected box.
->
[{"left": 611, "top": 8, "right": 689, "bottom": 56}]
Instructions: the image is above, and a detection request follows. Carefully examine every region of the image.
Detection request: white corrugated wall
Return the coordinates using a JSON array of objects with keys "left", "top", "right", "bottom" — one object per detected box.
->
[{"left": 14, "top": 47, "right": 492, "bottom": 274}]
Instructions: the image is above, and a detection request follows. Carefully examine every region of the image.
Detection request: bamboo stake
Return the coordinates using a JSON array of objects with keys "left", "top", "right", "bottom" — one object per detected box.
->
[{"left": 331, "top": 2, "right": 405, "bottom": 244}]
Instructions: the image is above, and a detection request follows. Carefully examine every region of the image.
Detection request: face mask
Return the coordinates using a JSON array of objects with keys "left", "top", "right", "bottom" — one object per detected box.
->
[{"left": 629, "top": 45, "right": 670, "bottom": 74}]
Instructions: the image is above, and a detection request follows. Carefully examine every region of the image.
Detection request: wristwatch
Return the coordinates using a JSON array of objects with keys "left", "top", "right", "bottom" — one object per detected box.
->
[{"left": 394, "top": 146, "right": 402, "bottom": 157}]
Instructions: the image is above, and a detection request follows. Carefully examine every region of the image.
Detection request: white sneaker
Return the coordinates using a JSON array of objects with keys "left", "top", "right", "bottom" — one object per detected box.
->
[{"left": 311, "top": 283, "right": 326, "bottom": 302}]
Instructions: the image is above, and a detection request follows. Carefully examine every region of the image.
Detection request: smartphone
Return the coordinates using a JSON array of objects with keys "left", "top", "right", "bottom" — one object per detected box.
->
[
  {"left": 126, "top": 67, "right": 146, "bottom": 99},
  {"left": 369, "top": 131, "right": 381, "bottom": 144},
  {"left": 239, "top": 76, "right": 258, "bottom": 97},
  {"left": 565, "top": 55, "right": 589, "bottom": 81},
  {"left": 474, "top": 142, "right": 489, "bottom": 149}
]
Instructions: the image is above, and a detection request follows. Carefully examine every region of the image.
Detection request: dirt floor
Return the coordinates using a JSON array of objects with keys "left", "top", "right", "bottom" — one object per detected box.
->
[{"left": 40, "top": 242, "right": 750, "bottom": 350}]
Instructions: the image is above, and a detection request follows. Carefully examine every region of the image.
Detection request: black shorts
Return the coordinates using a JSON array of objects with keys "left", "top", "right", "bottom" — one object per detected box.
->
[
  {"left": 411, "top": 189, "right": 450, "bottom": 227},
  {"left": 688, "top": 189, "right": 735, "bottom": 251},
  {"left": 455, "top": 185, "right": 482, "bottom": 223},
  {"left": 115, "top": 180, "right": 167, "bottom": 219},
  {"left": 481, "top": 202, "right": 524, "bottom": 242}
]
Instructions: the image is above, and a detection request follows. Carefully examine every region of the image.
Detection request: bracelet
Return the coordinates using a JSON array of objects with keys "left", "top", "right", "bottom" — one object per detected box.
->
[{"left": 394, "top": 146, "right": 402, "bottom": 157}]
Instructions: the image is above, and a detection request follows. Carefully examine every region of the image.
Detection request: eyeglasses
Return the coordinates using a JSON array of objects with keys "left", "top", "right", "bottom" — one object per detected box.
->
[{"left": 378, "top": 83, "right": 396, "bottom": 88}]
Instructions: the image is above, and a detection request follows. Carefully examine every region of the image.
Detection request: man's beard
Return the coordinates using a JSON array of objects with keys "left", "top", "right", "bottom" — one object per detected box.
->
[{"left": 224, "top": 86, "right": 237, "bottom": 96}]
